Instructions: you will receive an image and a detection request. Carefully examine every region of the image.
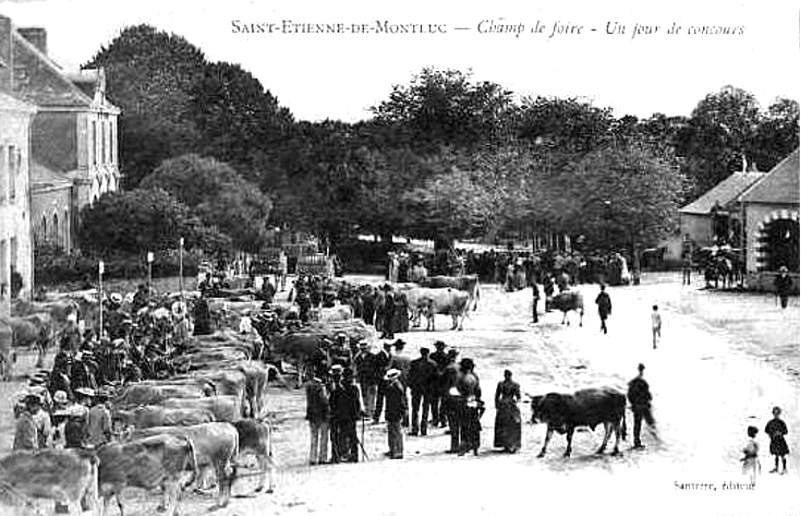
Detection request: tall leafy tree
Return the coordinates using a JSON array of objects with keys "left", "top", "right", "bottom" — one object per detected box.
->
[
  {"left": 676, "top": 85, "right": 762, "bottom": 195},
  {"left": 140, "top": 154, "right": 273, "bottom": 251},
  {"left": 77, "top": 189, "right": 223, "bottom": 256},
  {"left": 371, "top": 68, "right": 517, "bottom": 152},
  {"left": 85, "top": 25, "right": 207, "bottom": 187}
]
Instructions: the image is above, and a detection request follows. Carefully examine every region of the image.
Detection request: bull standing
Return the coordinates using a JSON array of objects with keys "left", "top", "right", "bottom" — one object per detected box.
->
[{"left": 530, "top": 387, "right": 627, "bottom": 458}]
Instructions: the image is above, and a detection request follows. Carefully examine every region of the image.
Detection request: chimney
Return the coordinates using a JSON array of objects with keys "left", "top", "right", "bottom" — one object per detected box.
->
[
  {"left": 0, "top": 15, "right": 12, "bottom": 92},
  {"left": 17, "top": 27, "right": 47, "bottom": 55}
]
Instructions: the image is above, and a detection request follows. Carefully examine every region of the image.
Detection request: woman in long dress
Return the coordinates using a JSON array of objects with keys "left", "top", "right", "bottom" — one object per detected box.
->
[{"left": 493, "top": 369, "right": 522, "bottom": 453}]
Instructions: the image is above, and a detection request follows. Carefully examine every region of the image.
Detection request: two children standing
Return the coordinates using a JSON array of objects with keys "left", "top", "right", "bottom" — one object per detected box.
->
[{"left": 741, "top": 406, "right": 790, "bottom": 485}]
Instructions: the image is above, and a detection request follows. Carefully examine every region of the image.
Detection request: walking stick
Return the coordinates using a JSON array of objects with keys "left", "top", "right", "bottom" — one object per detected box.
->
[{"left": 358, "top": 417, "right": 370, "bottom": 461}]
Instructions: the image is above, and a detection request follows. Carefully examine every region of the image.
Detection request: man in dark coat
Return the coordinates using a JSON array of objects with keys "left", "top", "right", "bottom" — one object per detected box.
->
[
  {"left": 408, "top": 347, "right": 438, "bottom": 436},
  {"left": 443, "top": 349, "right": 462, "bottom": 451},
  {"left": 627, "top": 363, "right": 657, "bottom": 449},
  {"left": 429, "top": 341, "right": 449, "bottom": 427},
  {"left": 531, "top": 281, "right": 541, "bottom": 324},
  {"left": 193, "top": 297, "right": 212, "bottom": 336},
  {"left": 774, "top": 266, "right": 793, "bottom": 309},
  {"left": 383, "top": 369, "right": 407, "bottom": 459},
  {"left": 595, "top": 284, "right": 612, "bottom": 334},
  {"left": 305, "top": 372, "right": 330, "bottom": 465},
  {"left": 372, "top": 341, "right": 392, "bottom": 424},
  {"left": 382, "top": 289, "right": 396, "bottom": 339},
  {"left": 340, "top": 368, "right": 364, "bottom": 462}
]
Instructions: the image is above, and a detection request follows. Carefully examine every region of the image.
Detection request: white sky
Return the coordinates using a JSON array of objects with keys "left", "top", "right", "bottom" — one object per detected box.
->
[{"left": 1, "top": 0, "right": 799, "bottom": 122}]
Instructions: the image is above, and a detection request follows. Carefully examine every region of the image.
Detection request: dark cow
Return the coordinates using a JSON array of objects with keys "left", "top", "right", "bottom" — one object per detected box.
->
[
  {"left": 234, "top": 419, "right": 276, "bottom": 494},
  {"left": 97, "top": 433, "right": 198, "bottom": 516},
  {"left": 0, "top": 449, "right": 99, "bottom": 516},
  {"left": 132, "top": 423, "right": 239, "bottom": 508},
  {"left": 530, "top": 387, "right": 627, "bottom": 458},
  {"left": 406, "top": 287, "right": 471, "bottom": 331},
  {"left": 549, "top": 290, "right": 584, "bottom": 326},
  {"left": 420, "top": 275, "right": 481, "bottom": 310},
  {"left": 114, "top": 406, "right": 216, "bottom": 429}
]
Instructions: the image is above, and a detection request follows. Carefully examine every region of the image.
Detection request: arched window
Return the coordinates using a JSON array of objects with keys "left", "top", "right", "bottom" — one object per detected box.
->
[
  {"left": 41, "top": 216, "right": 47, "bottom": 244},
  {"left": 64, "top": 208, "right": 70, "bottom": 251},
  {"left": 52, "top": 213, "right": 59, "bottom": 247}
]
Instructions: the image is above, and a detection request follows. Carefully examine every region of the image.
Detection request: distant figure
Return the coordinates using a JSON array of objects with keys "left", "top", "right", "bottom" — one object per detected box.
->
[
  {"left": 651, "top": 305, "right": 662, "bottom": 349},
  {"left": 627, "top": 363, "right": 656, "bottom": 449},
  {"left": 531, "top": 281, "right": 540, "bottom": 324},
  {"left": 681, "top": 253, "right": 693, "bottom": 286},
  {"left": 278, "top": 251, "right": 288, "bottom": 291},
  {"left": 774, "top": 266, "right": 793, "bottom": 309},
  {"left": 765, "top": 406, "right": 789, "bottom": 475},
  {"left": 741, "top": 425, "right": 760, "bottom": 485},
  {"left": 595, "top": 284, "right": 612, "bottom": 334}
]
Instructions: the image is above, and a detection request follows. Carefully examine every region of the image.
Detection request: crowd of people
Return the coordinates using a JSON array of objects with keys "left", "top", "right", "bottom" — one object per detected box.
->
[
  {"left": 303, "top": 338, "right": 500, "bottom": 462},
  {"left": 11, "top": 284, "right": 198, "bottom": 453}
]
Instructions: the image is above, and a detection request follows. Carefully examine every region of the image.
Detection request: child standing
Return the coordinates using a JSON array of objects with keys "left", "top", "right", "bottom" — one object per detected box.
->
[
  {"left": 651, "top": 305, "right": 662, "bottom": 349},
  {"left": 765, "top": 406, "right": 789, "bottom": 474},
  {"left": 741, "top": 426, "right": 760, "bottom": 485}
]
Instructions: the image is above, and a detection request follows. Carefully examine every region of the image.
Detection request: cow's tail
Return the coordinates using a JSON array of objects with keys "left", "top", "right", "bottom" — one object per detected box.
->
[
  {"left": 182, "top": 435, "right": 200, "bottom": 490},
  {"left": 620, "top": 406, "right": 628, "bottom": 441}
]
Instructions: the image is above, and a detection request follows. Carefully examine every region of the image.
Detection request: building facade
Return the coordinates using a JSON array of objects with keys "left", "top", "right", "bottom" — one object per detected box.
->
[
  {"left": 1, "top": 16, "right": 37, "bottom": 314},
  {"left": 738, "top": 149, "right": 799, "bottom": 292},
  {"left": 9, "top": 20, "right": 120, "bottom": 252}
]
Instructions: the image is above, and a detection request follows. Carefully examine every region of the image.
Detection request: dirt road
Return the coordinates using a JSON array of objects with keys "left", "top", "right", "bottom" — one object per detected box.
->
[{"left": 1, "top": 274, "right": 797, "bottom": 516}]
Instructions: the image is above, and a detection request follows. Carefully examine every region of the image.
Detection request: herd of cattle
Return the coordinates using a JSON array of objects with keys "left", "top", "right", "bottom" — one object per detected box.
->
[{"left": 1, "top": 316, "right": 277, "bottom": 516}]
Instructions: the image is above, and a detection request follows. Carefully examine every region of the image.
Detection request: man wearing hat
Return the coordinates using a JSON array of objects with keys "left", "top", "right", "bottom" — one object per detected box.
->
[
  {"left": 389, "top": 339, "right": 411, "bottom": 427},
  {"left": 353, "top": 341, "right": 378, "bottom": 421},
  {"left": 408, "top": 347, "right": 438, "bottom": 436},
  {"left": 627, "top": 363, "right": 657, "bottom": 449},
  {"left": 305, "top": 370, "right": 331, "bottom": 466},
  {"left": 14, "top": 394, "right": 44, "bottom": 450},
  {"left": 774, "top": 266, "right": 793, "bottom": 309},
  {"left": 383, "top": 368, "right": 407, "bottom": 459},
  {"left": 87, "top": 387, "right": 113, "bottom": 447},
  {"left": 327, "top": 364, "right": 346, "bottom": 463},
  {"left": 65, "top": 388, "right": 92, "bottom": 449},
  {"left": 372, "top": 341, "right": 393, "bottom": 425},
  {"left": 429, "top": 341, "right": 449, "bottom": 427},
  {"left": 331, "top": 368, "right": 364, "bottom": 463}
]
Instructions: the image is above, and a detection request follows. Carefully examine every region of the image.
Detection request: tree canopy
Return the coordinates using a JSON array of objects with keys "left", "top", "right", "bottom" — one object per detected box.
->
[
  {"left": 81, "top": 25, "right": 799, "bottom": 255},
  {"left": 140, "top": 154, "right": 273, "bottom": 251}
]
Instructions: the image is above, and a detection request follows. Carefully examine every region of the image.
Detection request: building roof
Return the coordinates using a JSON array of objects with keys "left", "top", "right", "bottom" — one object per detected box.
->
[
  {"left": 680, "top": 170, "right": 765, "bottom": 215},
  {"left": 738, "top": 148, "right": 800, "bottom": 205},
  {"left": 31, "top": 160, "right": 72, "bottom": 190},
  {"left": 0, "top": 91, "right": 37, "bottom": 113},
  {"left": 11, "top": 29, "right": 118, "bottom": 113}
]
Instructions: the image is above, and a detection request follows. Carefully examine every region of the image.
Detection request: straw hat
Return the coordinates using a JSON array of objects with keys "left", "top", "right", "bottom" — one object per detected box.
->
[{"left": 384, "top": 369, "right": 401, "bottom": 382}]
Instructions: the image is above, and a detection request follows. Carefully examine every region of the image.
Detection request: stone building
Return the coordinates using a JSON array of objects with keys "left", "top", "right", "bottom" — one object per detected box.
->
[
  {"left": 737, "top": 149, "right": 799, "bottom": 291},
  {"left": 7, "top": 18, "right": 120, "bottom": 252},
  {"left": 679, "top": 170, "right": 765, "bottom": 250},
  {"left": 0, "top": 16, "right": 37, "bottom": 313}
]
